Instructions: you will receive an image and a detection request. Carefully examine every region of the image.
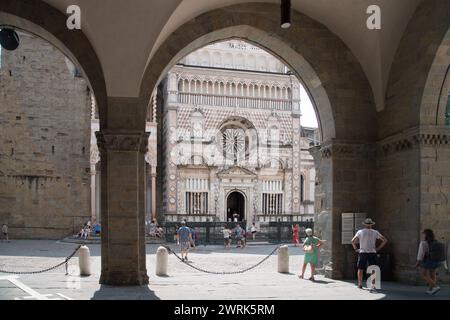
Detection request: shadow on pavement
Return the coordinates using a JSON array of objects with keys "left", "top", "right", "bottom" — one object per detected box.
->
[{"left": 91, "top": 285, "right": 160, "bottom": 300}]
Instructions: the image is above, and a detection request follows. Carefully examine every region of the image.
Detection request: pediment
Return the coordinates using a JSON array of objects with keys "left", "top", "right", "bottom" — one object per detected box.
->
[{"left": 217, "top": 166, "right": 256, "bottom": 178}]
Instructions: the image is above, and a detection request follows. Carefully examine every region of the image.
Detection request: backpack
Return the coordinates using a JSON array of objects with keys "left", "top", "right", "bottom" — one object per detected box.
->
[{"left": 428, "top": 241, "right": 446, "bottom": 262}]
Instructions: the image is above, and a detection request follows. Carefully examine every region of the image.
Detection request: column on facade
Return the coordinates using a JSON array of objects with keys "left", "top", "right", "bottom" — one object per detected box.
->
[
  {"left": 90, "top": 143, "right": 100, "bottom": 223},
  {"left": 97, "top": 130, "right": 149, "bottom": 285},
  {"left": 151, "top": 170, "right": 156, "bottom": 220}
]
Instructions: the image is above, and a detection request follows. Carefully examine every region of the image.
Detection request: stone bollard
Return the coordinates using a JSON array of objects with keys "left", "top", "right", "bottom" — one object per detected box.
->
[
  {"left": 277, "top": 245, "right": 289, "bottom": 273},
  {"left": 156, "top": 246, "right": 169, "bottom": 276},
  {"left": 78, "top": 245, "right": 91, "bottom": 276}
]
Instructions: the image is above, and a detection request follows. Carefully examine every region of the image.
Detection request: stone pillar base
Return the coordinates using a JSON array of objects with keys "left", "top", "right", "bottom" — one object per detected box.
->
[{"left": 100, "top": 271, "right": 149, "bottom": 286}]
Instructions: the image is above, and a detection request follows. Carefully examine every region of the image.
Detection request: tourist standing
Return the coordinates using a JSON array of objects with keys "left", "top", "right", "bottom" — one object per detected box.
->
[
  {"left": 234, "top": 224, "right": 244, "bottom": 248},
  {"left": 299, "top": 228, "right": 325, "bottom": 281},
  {"left": 177, "top": 221, "right": 192, "bottom": 262},
  {"left": 241, "top": 226, "right": 247, "bottom": 248},
  {"left": 292, "top": 224, "right": 300, "bottom": 247},
  {"left": 415, "top": 229, "right": 445, "bottom": 295},
  {"left": 351, "top": 218, "right": 388, "bottom": 289},
  {"left": 190, "top": 227, "right": 197, "bottom": 249},
  {"left": 251, "top": 223, "right": 257, "bottom": 240},
  {"left": 223, "top": 227, "right": 231, "bottom": 249},
  {"left": 2, "top": 224, "right": 9, "bottom": 242}
]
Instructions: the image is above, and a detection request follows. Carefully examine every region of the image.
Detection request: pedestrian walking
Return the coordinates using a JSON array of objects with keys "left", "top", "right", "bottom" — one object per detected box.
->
[
  {"left": 351, "top": 218, "right": 388, "bottom": 290},
  {"left": 415, "top": 229, "right": 446, "bottom": 295},
  {"left": 2, "top": 224, "right": 9, "bottom": 242},
  {"left": 292, "top": 224, "right": 300, "bottom": 247},
  {"left": 299, "top": 228, "right": 325, "bottom": 281},
  {"left": 177, "top": 221, "right": 192, "bottom": 262}
]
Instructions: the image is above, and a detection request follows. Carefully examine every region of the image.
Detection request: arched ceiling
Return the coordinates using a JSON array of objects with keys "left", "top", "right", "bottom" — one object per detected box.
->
[{"left": 41, "top": 0, "right": 422, "bottom": 110}]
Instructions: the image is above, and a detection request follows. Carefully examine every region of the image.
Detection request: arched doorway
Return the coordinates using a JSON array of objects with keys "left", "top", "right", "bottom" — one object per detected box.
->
[{"left": 227, "top": 191, "right": 245, "bottom": 222}]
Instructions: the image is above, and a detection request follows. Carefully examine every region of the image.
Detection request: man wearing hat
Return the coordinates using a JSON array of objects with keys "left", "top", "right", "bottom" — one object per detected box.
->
[
  {"left": 177, "top": 220, "right": 193, "bottom": 262},
  {"left": 351, "top": 218, "right": 388, "bottom": 289}
]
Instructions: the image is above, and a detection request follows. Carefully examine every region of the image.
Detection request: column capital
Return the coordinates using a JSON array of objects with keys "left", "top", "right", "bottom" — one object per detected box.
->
[{"left": 96, "top": 131, "right": 149, "bottom": 152}]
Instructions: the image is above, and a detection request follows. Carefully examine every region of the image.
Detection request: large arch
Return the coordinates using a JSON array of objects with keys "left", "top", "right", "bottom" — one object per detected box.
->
[
  {"left": 378, "top": 0, "right": 450, "bottom": 283},
  {"left": 0, "top": 0, "right": 107, "bottom": 128},
  {"left": 141, "top": 3, "right": 378, "bottom": 280},
  {"left": 380, "top": 0, "right": 450, "bottom": 137},
  {"left": 139, "top": 3, "right": 377, "bottom": 143}
]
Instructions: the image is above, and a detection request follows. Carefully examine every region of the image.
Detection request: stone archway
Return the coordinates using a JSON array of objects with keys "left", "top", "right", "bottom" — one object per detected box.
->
[
  {"left": 140, "top": 3, "right": 377, "bottom": 142},
  {"left": 140, "top": 3, "right": 377, "bottom": 280},
  {"left": 0, "top": 0, "right": 107, "bottom": 128}
]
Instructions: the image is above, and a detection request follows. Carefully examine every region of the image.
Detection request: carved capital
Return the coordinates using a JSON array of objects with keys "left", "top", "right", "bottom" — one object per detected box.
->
[
  {"left": 90, "top": 144, "right": 100, "bottom": 165},
  {"left": 310, "top": 141, "right": 376, "bottom": 160},
  {"left": 96, "top": 131, "right": 149, "bottom": 153}
]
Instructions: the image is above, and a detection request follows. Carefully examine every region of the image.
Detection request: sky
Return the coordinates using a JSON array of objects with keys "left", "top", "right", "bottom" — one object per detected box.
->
[{"left": 300, "top": 85, "right": 318, "bottom": 128}]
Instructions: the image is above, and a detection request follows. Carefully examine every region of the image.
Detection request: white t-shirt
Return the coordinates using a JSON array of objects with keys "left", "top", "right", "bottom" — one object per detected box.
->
[
  {"left": 251, "top": 225, "right": 257, "bottom": 232},
  {"left": 222, "top": 229, "right": 230, "bottom": 238},
  {"left": 354, "top": 228, "right": 383, "bottom": 253},
  {"left": 2, "top": 225, "right": 7, "bottom": 233}
]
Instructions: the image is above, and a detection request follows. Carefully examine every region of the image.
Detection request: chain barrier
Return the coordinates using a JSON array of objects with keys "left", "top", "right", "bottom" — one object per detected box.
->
[
  {"left": 0, "top": 245, "right": 81, "bottom": 275},
  {"left": 162, "top": 245, "right": 281, "bottom": 275}
]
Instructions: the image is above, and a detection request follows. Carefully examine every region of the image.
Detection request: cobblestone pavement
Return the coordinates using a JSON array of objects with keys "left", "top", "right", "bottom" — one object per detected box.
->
[{"left": 0, "top": 240, "right": 449, "bottom": 300}]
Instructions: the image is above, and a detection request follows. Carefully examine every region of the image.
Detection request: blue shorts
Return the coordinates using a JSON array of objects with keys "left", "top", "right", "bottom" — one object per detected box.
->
[
  {"left": 420, "top": 259, "right": 442, "bottom": 270},
  {"left": 357, "top": 253, "right": 378, "bottom": 270}
]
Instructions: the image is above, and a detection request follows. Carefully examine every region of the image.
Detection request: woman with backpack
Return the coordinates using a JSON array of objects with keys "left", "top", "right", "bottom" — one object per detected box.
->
[{"left": 415, "top": 229, "right": 445, "bottom": 295}]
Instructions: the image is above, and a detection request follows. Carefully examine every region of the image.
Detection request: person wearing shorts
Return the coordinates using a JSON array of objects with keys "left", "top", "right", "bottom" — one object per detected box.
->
[
  {"left": 251, "top": 223, "right": 257, "bottom": 240},
  {"left": 415, "top": 229, "right": 442, "bottom": 295},
  {"left": 177, "top": 221, "right": 192, "bottom": 262},
  {"left": 351, "top": 218, "right": 388, "bottom": 290},
  {"left": 223, "top": 227, "right": 231, "bottom": 249}
]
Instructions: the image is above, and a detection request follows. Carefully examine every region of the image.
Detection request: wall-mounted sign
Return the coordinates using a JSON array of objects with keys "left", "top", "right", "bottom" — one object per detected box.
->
[{"left": 341, "top": 212, "right": 367, "bottom": 244}]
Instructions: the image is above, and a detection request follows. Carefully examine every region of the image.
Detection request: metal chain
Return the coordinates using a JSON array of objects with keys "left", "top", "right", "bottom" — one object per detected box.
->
[
  {"left": 163, "top": 245, "right": 280, "bottom": 275},
  {"left": 0, "top": 245, "right": 82, "bottom": 275}
]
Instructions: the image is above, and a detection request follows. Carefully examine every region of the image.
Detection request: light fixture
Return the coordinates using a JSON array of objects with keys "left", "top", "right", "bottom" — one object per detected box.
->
[
  {"left": 281, "top": 0, "right": 291, "bottom": 29},
  {"left": 0, "top": 28, "right": 20, "bottom": 51}
]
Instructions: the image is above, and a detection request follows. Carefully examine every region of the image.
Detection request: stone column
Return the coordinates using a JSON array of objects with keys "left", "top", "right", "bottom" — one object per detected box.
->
[
  {"left": 90, "top": 144, "right": 100, "bottom": 223},
  {"left": 151, "top": 171, "right": 157, "bottom": 221},
  {"left": 311, "top": 140, "right": 375, "bottom": 280},
  {"left": 97, "top": 131, "right": 149, "bottom": 285},
  {"left": 90, "top": 165, "right": 97, "bottom": 222}
]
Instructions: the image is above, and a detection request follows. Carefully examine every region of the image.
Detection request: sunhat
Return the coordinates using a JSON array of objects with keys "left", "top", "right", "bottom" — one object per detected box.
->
[{"left": 363, "top": 218, "right": 375, "bottom": 226}]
